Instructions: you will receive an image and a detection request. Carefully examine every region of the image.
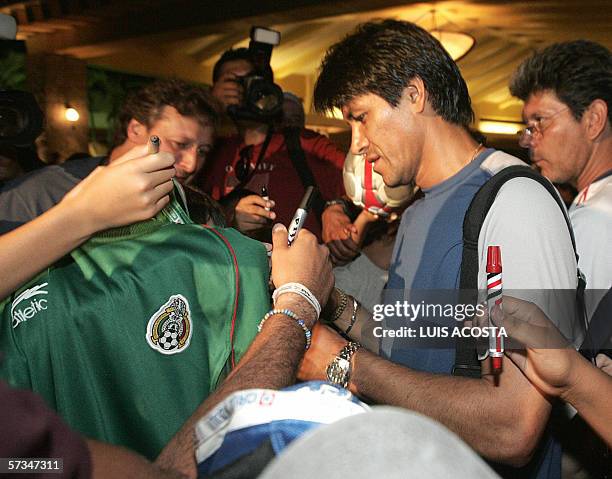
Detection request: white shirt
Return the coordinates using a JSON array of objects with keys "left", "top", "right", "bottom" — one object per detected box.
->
[{"left": 570, "top": 173, "right": 612, "bottom": 319}]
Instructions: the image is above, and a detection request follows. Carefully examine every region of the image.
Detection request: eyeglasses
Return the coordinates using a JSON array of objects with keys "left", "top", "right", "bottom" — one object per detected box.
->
[
  {"left": 518, "top": 107, "right": 569, "bottom": 148},
  {"left": 234, "top": 145, "right": 254, "bottom": 182}
]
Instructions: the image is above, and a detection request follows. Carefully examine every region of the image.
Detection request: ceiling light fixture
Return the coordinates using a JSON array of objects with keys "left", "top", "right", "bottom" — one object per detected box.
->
[
  {"left": 478, "top": 119, "right": 523, "bottom": 135},
  {"left": 418, "top": 9, "right": 475, "bottom": 61}
]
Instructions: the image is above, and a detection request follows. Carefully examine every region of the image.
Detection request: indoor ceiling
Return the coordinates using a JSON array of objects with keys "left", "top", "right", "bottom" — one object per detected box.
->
[{"left": 3, "top": 0, "right": 612, "bottom": 132}]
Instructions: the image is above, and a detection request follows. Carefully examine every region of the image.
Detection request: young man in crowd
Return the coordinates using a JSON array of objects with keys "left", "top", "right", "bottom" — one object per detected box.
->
[
  {"left": 299, "top": 20, "right": 577, "bottom": 478},
  {"left": 0, "top": 78, "right": 216, "bottom": 234}
]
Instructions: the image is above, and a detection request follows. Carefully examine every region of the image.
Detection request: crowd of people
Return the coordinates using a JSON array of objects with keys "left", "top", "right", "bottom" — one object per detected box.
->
[{"left": 0, "top": 18, "right": 610, "bottom": 479}]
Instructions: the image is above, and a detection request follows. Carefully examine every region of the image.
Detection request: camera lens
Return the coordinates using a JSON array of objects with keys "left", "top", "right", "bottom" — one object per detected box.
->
[
  {"left": 253, "top": 89, "right": 281, "bottom": 113},
  {"left": 246, "top": 79, "right": 283, "bottom": 117}
]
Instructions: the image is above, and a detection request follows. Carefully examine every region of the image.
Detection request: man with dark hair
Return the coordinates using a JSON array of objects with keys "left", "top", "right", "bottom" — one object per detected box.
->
[
  {"left": 0, "top": 78, "right": 217, "bottom": 234},
  {"left": 299, "top": 20, "right": 577, "bottom": 478},
  {"left": 510, "top": 40, "right": 612, "bottom": 298},
  {"left": 201, "top": 47, "right": 345, "bottom": 240}
]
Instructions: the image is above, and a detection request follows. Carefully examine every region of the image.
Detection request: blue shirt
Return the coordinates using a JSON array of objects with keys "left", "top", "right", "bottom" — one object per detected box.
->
[{"left": 384, "top": 148, "right": 561, "bottom": 479}]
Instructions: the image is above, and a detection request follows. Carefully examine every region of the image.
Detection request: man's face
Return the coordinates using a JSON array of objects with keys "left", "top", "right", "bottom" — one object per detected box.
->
[
  {"left": 146, "top": 106, "right": 214, "bottom": 184},
  {"left": 342, "top": 90, "right": 422, "bottom": 188},
  {"left": 521, "top": 90, "right": 589, "bottom": 186},
  {"left": 216, "top": 59, "right": 254, "bottom": 82}
]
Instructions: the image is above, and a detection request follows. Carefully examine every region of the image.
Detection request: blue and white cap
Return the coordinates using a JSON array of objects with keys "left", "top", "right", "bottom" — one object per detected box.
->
[{"left": 195, "top": 381, "right": 369, "bottom": 476}]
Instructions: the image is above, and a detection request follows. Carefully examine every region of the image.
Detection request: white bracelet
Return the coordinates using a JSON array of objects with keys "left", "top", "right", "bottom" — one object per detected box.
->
[{"left": 272, "top": 282, "right": 321, "bottom": 318}]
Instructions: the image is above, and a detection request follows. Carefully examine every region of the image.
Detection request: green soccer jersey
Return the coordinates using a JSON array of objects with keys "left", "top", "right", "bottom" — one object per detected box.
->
[{"left": 0, "top": 204, "right": 270, "bottom": 459}]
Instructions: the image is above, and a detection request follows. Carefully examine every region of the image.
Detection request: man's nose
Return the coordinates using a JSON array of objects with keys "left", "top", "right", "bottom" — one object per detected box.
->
[
  {"left": 174, "top": 150, "right": 198, "bottom": 178},
  {"left": 350, "top": 124, "right": 369, "bottom": 156}
]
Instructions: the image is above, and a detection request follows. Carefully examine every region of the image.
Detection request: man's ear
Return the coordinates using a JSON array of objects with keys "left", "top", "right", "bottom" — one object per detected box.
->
[
  {"left": 583, "top": 99, "right": 609, "bottom": 140},
  {"left": 405, "top": 77, "right": 426, "bottom": 114},
  {"left": 126, "top": 118, "right": 148, "bottom": 144}
]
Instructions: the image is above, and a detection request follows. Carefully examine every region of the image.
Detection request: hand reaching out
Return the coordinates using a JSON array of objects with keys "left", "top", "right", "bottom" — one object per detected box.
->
[
  {"left": 321, "top": 204, "right": 360, "bottom": 266},
  {"left": 233, "top": 194, "right": 276, "bottom": 233},
  {"left": 270, "top": 224, "right": 334, "bottom": 326},
  {"left": 60, "top": 144, "right": 176, "bottom": 234}
]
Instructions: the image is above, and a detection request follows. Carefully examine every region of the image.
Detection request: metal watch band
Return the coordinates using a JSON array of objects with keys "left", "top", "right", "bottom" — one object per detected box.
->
[
  {"left": 338, "top": 340, "right": 361, "bottom": 361},
  {"left": 326, "top": 341, "right": 361, "bottom": 388}
]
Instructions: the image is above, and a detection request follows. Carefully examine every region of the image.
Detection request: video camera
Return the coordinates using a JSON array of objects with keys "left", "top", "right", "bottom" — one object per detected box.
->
[{"left": 227, "top": 26, "right": 284, "bottom": 123}]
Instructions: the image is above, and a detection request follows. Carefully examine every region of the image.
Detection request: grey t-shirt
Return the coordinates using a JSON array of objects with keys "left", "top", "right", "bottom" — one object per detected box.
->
[{"left": 0, "top": 157, "right": 104, "bottom": 234}]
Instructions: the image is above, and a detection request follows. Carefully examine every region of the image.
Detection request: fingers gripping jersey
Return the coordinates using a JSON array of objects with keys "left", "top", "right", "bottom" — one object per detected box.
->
[{"left": 0, "top": 216, "right": 270, "bottom": 459}]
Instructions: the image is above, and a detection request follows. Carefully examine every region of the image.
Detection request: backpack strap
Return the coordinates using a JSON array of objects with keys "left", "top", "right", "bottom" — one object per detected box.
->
[
  {"left": 453, "top": 165, "right": 585, "bottom": 377},
  {"left": 283, "top": 127, "right": 325, "bottom": 219},
  {"left": 203, "top": 226, "right": 241, "bottom": 369},
  {"left": 579, "top": 287, "right": 612, "bottom": 358}
]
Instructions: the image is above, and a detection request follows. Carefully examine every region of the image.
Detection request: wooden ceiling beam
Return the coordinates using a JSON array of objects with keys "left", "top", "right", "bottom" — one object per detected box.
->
[
  {"left": 24, "top": 0, "right": 418, "bottom": 53},
  {"left": 191, "top": 32, "right": 248, "bottom": 65}
]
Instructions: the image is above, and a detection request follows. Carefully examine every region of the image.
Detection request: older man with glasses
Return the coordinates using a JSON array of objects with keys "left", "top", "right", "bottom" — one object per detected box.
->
[
  {"left": 509, "top": 39, "right": 612, "bottom": 478},
  {"left": 510, "top": 40, "right": 612, "bottom": 305}
]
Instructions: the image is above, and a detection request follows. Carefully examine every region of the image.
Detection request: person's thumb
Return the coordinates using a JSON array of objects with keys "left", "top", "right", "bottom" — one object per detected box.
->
[
  {"left": 112, "top": 144, "right": 149, "bottom": 165},
  {"left": 272, "top": 223, "right": 289, "bottom": 250}
]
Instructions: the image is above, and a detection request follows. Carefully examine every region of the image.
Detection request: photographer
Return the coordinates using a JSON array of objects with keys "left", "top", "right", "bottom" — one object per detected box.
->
[{"left": 201, "top": 42, "right": 345, "bottom": 241}]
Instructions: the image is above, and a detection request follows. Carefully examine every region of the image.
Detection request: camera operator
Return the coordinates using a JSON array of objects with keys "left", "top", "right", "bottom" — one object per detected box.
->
[{"left": 201, "top": 40, "right": 346, "bottom": 241}]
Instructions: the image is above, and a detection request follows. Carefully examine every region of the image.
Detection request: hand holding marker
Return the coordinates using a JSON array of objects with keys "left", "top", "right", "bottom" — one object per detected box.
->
[{"left": 287, "top": 186, "right": 316, "bottom": 246}]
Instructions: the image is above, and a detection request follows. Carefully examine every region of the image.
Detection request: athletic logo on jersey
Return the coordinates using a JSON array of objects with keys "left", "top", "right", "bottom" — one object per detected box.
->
[
  {"left": 11, "top": 283, "right": 49, "bottom": 329},
  {"left": 146, "top": 294, "right": 192, "bottom": 355}
]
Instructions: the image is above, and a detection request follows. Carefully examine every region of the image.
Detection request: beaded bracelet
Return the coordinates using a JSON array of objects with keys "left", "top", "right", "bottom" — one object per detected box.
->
[
  {"left": 257, "top": 309, "right": 312, "bottom": 350},
  {"left": 272, "top": 282, "right": 321, "bottom": 318}
]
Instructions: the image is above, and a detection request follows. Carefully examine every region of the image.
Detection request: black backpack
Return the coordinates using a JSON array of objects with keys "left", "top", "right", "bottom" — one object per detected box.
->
[{"left": 452, "top": 165, "right": 588, "bottom": 378}]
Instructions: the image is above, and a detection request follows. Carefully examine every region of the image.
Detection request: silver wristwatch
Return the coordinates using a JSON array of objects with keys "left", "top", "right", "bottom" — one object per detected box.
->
[{"left": 326, "top": 341, "right": 361, "bottom": 388}]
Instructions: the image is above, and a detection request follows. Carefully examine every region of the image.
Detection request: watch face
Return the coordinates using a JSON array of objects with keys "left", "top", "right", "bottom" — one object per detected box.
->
[{"left": 326, "top": 358, "right": 350, "bottom": 386}]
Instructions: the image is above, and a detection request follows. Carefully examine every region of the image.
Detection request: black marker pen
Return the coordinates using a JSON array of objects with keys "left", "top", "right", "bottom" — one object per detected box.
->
[
  {"left": 148, "top": 135, "right": 160, "bottom": 154},
  {"left": 287, "top": 186, "right": 316, "bottom": 246},
  {"left": 261, "top": 186, "right": 270, "bottom": 212}
]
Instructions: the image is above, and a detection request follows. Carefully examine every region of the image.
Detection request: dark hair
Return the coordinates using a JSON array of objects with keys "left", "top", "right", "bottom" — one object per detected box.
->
[
  {"left": 314, "top": 19, "right": 474, "bottom": 127},
  {"left": 212, "top": 47, "right": 274, "bottom": 83},
  {"left": 183, "top": 185, "right": 226, "bottom": 226},
  {"left": 213, "top": 48, "right": 253, "bottom": 83},
  {"left": 510, "top": 40, "right": 612, "bottom": 124},
  {"left": 113, "top": 78, "right": 220, "bottom": 147}
]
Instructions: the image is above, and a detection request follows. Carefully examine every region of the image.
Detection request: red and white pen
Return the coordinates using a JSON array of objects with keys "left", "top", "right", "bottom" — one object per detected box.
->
[{"left": 486, "top": 245, "right": 503, "bottom": 372}]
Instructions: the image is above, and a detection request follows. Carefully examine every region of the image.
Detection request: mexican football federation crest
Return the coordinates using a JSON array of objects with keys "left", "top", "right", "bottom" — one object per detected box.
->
[{"left": 146, "top": 294, "right": 192, "bottom": 355}]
